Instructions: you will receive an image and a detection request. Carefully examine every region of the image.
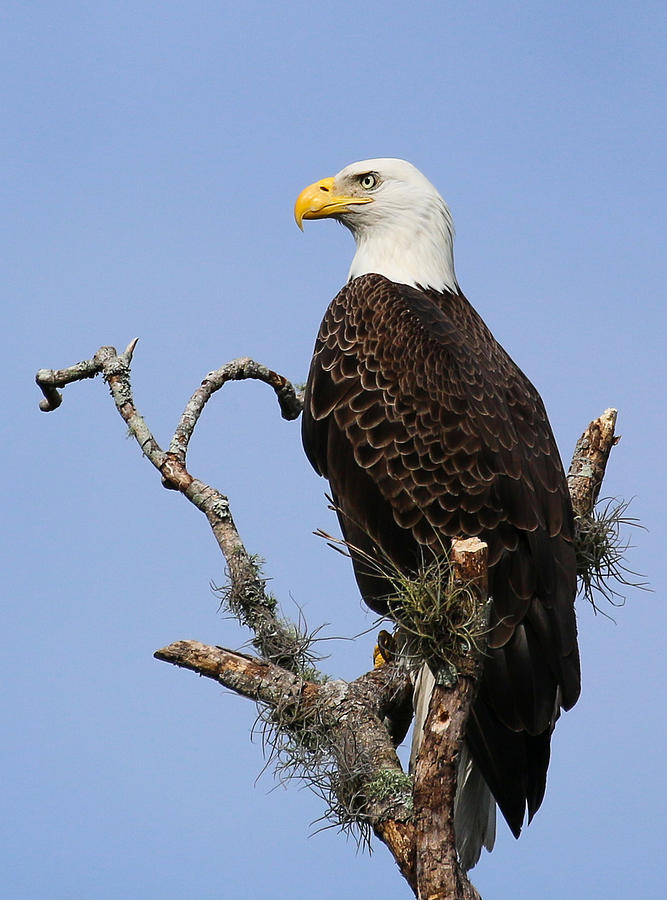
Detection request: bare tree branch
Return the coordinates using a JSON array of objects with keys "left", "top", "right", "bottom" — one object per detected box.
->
[
  {"left": 169, "top": 357, "right": 303, "bottom": 462},
  {"left": 413, "top": 539, "right": 487, "bottom": 900},
  {"left": 36, "top": 345, "right": 309, "bottom": 674},
  {"left": 36, "top": 344, "right": 621, "bottom": 899},
  {"left": 155, "top": 640, "right": 418, "bottom": 888},
  {"left": 153, "top": 641, "right": 309, "bottom": 702},
  {"left": 567, "top": 407, "right": 619, "bottom": 518}
]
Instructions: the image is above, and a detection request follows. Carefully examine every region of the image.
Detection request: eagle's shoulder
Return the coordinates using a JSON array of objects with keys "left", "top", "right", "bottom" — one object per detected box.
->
[{"left": 303, "top": 271, "right": 572, "bottom": 563}]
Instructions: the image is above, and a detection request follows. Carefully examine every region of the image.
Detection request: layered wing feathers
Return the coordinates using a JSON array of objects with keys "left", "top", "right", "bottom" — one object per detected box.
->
[{"left": 302, "top": 273, "right": 580, "bottom": 835}]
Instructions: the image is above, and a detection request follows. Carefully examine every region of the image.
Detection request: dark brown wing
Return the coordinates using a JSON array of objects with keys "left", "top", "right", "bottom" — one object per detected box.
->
[{"left": 302, "top": 273, "right": 580, "bottom": 836}]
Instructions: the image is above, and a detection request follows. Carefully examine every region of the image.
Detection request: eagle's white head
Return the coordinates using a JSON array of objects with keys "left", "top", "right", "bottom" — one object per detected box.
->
[{"left": 295, "top": 158, "right": 458, "bottom": 294}]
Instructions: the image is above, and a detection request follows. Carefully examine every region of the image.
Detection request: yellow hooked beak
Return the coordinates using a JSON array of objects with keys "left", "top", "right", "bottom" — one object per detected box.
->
[{"left": 294, "top": 176, "right": 373, "bottom": 230}]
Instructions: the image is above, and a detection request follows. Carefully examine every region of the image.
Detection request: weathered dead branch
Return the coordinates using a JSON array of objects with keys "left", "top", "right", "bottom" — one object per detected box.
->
[
  {"left": 36, "top": 344, "right": 621, "bottom": 899},
  {"left": 567, "top": 408, "right": 619, "bottom": 518},
  {"left": 412, "top": 539, "right": 487, "bottom": 900},
  {"left": 565, "top": 408, "right": 643, "bottom": 610},
  {"left": 36, "top": 346, "right": 310, "bottom": 674},
  {"left": 155, "top": 639, "right": 418, "bottom": 888}
]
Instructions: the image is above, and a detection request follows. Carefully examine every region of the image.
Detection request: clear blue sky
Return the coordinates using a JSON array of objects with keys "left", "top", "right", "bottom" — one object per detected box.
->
[{"left": 3, "top": 2, "right": 665, "bottom": 898}]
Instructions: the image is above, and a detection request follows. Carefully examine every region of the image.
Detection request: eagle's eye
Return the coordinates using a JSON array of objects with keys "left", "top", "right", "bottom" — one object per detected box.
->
[{"left": 359, "top": 173, "right": 379, "bottom": 191}]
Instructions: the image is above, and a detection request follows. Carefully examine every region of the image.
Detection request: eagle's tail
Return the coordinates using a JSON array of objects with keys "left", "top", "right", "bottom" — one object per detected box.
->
[{"left": 410, "top": 663, "right": 496, "bottom": 871}]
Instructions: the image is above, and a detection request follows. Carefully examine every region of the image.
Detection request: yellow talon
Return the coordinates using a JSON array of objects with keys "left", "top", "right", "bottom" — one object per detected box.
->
[{"left": 373, "top": 629, "right": 395, "bottom": 667}]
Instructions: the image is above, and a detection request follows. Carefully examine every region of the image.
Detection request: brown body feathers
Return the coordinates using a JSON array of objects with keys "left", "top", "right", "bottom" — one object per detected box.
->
[{"left": 302, "top": 273, "right": 580, "bottom": 836}]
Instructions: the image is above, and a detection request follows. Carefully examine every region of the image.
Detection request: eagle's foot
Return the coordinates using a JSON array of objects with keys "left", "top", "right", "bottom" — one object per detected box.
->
[{"left": 373, "top": 629, "right": 396, "bottom": 668}]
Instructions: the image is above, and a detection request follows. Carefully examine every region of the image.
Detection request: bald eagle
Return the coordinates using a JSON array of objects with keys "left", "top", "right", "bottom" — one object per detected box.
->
[{"left": 295, "top": 159, "right": 580, "bottom": 869}]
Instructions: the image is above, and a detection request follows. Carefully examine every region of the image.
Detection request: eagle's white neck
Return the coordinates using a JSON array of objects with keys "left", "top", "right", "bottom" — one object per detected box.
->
[{"left": 345, "top": 199, "right": 459, "bottom": 294}]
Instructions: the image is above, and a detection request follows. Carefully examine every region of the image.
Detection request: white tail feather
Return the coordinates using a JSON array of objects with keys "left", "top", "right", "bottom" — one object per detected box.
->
[
  {"left": 454, "top": 742, "right": 496, "bottom": 870},
  {"left": 410, "top": 663, "right": 496, "bottom": 871}
]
